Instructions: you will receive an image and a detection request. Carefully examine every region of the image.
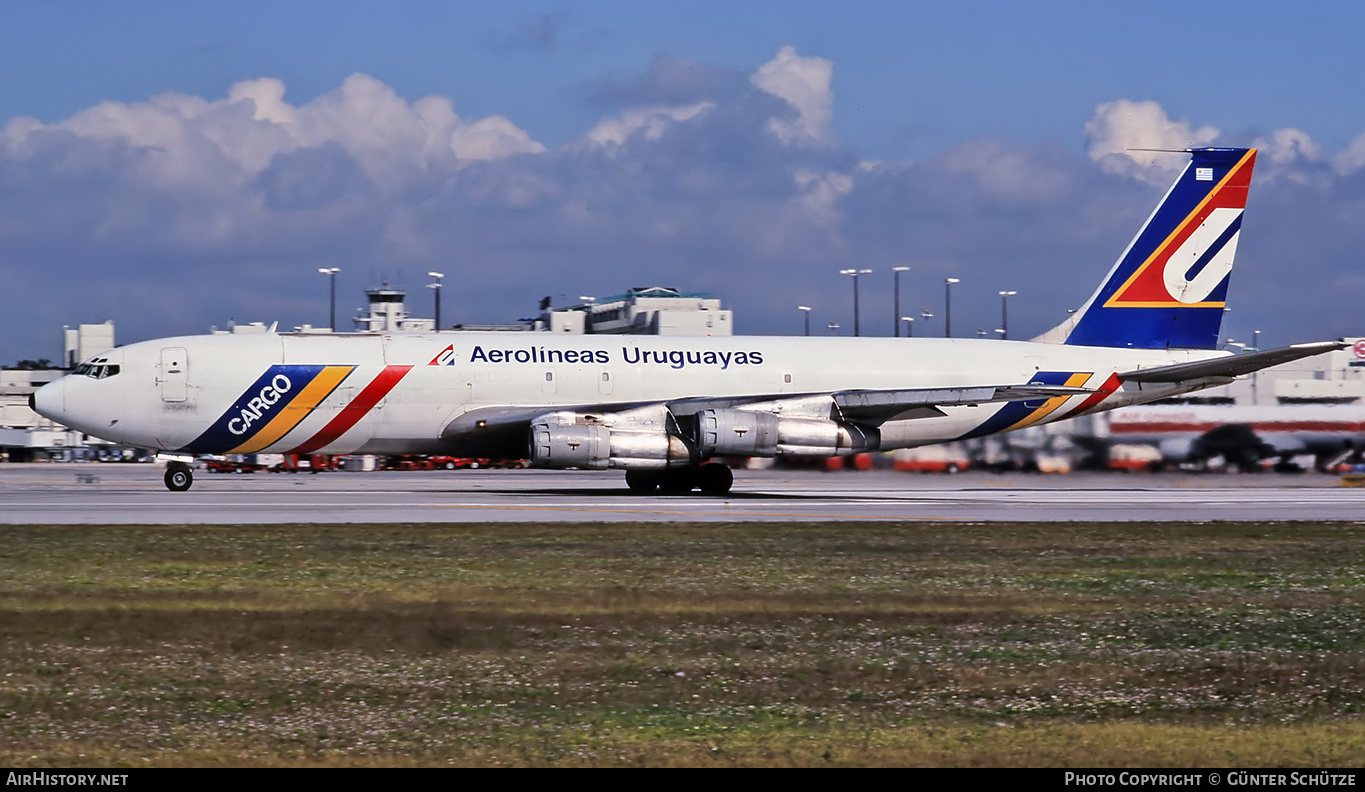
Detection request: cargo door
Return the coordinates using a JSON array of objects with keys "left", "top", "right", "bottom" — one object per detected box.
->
[{"left": 160, "top": 347, "right": 187, "bottom": 402}]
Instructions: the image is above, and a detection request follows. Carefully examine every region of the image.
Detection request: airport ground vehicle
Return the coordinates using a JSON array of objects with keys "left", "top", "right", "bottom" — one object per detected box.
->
[{"left": 892, "top": 446, "right": 969, "bottom": 473}]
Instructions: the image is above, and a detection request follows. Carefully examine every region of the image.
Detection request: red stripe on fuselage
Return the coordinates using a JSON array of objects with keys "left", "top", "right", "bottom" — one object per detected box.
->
[
  {"left": 287, "top": 365, "right": 413, "bottom": 454},
  {"left": 1056, "top": 373, "right": 1121, "bottom": 421}
]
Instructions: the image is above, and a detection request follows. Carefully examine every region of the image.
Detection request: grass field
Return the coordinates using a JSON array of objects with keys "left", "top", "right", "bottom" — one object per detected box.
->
[{"left": 1, "top": 520, "right": 1362, "bottom": 766}]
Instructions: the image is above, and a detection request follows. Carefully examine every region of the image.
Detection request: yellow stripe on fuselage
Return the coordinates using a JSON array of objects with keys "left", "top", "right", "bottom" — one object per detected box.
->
[
  {"left": 1005, "top": 372, "right": 1092, "bottom": 432},
  {"left": 229, "top": 365, "right": 353, "bottom": 453}
]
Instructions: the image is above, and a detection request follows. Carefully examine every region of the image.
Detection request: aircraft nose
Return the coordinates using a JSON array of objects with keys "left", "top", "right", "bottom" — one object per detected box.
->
[{"left": 31, "top": 379, "right": 64, "bottom": 421}]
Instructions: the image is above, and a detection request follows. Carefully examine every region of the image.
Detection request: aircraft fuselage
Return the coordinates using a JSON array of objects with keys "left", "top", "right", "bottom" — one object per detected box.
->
[{"left": 34, "top": 331, "right": 1225, "bottom": 461}]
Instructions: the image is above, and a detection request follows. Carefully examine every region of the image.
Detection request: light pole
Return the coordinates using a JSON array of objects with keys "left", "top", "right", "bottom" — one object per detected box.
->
[
  {"left": 798, "top": 306, "right": 812, "bottom": 336},
  {"left": 426, "top": 271, "right": 445, "bottom": 331},
  {"left": 317, "top": 268, "right": 340, "bottom": 330},
  {"left": 827, "top": 322, "right": 840, "bottom": 335},
  {"left": 840, "top": 268, "right": 873, "bottom": 336},
  {"left": 893, "top": 266, "right": 910, "bottom": 337},
  {"left": 944, "top": 278, "right": 960, "bottom": 338},
  {"left": 998, "top": 290, "right": 1017, "bottom": 340},
  {"left": 901, "top": 316, "right": 914, "bottom": 337},
  {"left": 1252, "top": 329, "right": 1263, "bottom": 403}
]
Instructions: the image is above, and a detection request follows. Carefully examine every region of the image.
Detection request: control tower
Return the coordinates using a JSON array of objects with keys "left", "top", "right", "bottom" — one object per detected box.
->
[{"left": 353, "top": 284, "right": 435, "bottom": 332}]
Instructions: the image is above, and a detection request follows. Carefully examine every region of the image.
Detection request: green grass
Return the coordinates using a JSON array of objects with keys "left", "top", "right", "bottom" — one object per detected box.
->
[{"left": 0, "top": 521, "right": 1363, "bottom": 766}]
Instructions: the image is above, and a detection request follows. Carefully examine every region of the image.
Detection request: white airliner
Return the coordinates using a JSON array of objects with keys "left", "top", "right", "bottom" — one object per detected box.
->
[{"left": 32, "top": 147, "right": 1345, "bottom": 493}]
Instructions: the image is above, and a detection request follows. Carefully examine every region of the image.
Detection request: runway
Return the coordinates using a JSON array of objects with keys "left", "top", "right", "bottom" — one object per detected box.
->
[{"left": 4, "top": 463, "right": 1364, "bottom": 523}]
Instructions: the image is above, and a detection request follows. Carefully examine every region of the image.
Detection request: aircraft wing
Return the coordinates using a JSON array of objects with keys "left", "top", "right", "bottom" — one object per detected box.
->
[
  {"left": 441, "top": 382, "right": 1098, "bottom": 452},
  {"left": 667, "top": 384, "right": 1093, "bottom": 422},
  {"left": 1117, "top": 341, "right": 1348, "bottom": 383}
]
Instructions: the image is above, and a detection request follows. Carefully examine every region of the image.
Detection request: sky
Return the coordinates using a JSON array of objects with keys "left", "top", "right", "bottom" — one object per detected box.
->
[{"left": 3, "top": 1, "right": 1365, "bottom": 363}]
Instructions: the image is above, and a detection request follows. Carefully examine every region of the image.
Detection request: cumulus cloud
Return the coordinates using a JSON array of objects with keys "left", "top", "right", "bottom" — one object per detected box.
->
[
  {"left": 792, "top": 169, "right": 853, "bottom": 223},
  {"left": 1083, "top": 99, "right": 1220, "bottom": 182},
  {"left": 3, "top": 54, "right": 1364, "bottom": 363},
  {"left": 1242, "top": 127, "right": 1335, "bottom": 186},
  {"left": 0, "top": 59, "right": 861, "bottom": 357},
  {"left": 937, "top": 139, "right": 1077, "bottom": 205},
  {"left": 1083, "top": 99, "right": 1344, "bottom": 187},
  {"left": 582, "top": 102, "right": 714, "bottom": 148},
  {"left": 1255, "top": 127, "right": 1324, "bottom": 166},
  {"left": 1334, "top": 132, "right": 1365, "bottom": 174},
  {"left": 451, "top": 115, "right": 547, "bottom": 161},
  {"left": 751, "top": 46, "right": 835, "bottom": 145},
  {"left": 5, "top": 73, "right": 544, "bottom": 192}
]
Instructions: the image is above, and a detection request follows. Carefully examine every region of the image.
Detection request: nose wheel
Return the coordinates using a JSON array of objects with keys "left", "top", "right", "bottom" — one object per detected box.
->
[{"left": 164, "top": 464, "right": 194, "bottom": 492}]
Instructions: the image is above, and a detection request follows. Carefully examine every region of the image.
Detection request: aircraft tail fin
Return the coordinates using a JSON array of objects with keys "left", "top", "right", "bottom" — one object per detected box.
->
[{"left": 1036, "top": 147, "right": 1258, "bottom": 350}]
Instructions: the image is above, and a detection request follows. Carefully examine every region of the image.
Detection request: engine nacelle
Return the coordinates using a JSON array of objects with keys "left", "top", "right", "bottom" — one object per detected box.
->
[
  {"left": 530, "top": 412, "right": 691, "bottom": 470},
  {"left": 530, "top": 422, "right": 610, "bottom": 469},
  {"left": 696, "top": 409, "right": 879, "bottom": 457}
]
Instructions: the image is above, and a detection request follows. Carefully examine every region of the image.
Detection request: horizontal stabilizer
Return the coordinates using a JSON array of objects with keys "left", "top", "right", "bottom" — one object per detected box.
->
[{"left": 1118, "top": 340, "right": 1347, "bottom": 383}]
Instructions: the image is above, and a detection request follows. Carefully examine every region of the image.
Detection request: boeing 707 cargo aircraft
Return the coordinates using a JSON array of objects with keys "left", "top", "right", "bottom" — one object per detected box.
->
[{"left": 31, "top": 147, "right": 1346, "bottom": 493}]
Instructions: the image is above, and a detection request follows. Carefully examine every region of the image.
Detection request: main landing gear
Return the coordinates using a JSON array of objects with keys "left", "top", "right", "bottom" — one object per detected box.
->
[
  {"left": 164, "top": 463, "right": 194, "bottom": 492},
  {"left": 625, "top": 462, "right": 734, "bottom": 495}
]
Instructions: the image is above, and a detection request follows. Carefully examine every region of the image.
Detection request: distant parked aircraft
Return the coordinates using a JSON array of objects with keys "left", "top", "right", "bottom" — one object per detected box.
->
[{"left": 1101, "top": 404, "right": 1365, "bottom": 471}]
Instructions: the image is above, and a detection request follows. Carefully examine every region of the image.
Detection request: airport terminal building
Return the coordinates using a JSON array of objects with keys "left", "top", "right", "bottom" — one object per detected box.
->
[{"left": 1, "top": 322, "right": 123, "bottom": 462}]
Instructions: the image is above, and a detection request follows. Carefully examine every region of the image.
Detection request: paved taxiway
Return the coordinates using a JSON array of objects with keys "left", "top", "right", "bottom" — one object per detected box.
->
[{"left": 3, "top": 463, "right": 1364, "bottom": 523}]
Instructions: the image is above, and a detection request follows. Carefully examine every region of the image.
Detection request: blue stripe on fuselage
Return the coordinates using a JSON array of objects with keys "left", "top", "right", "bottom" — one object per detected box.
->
[
  {"left": 180, "top": 365, "right": 327, "bottom": 454},
  {"left": 957, "top": 371, "right": 1076, "bottom": 440}
]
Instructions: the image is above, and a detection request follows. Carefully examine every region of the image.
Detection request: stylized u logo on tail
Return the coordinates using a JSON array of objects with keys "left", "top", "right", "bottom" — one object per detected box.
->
[{"left": 1058, "top": 147, "right": 1258, "bottom": 350}]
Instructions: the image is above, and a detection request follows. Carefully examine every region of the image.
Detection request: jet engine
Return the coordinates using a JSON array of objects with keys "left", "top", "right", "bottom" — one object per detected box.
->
[
  {"left": 529, "top": 411, "right": 691, "bottom": 470},
  {"left": 695, "top": 408, "right": 879, "bottom": 458}
]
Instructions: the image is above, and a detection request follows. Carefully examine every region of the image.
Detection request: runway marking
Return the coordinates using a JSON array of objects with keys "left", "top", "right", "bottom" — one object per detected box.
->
[
  {"left": 423, "top": 503, "right": 950, "bottom": 520},
  {"left": 0, "top": 500, "right": 943, "bottom": 520}
]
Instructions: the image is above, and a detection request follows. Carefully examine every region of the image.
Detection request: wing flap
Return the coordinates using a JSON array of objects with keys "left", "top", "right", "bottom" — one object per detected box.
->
[{"left": 833, "top": 384, "right": 1096, "bottom": 424}]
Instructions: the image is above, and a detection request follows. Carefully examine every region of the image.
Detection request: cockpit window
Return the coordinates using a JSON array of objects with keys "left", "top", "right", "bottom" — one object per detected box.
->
[{"left": 73, "top": 363, "right": 120, "bottom": 379}]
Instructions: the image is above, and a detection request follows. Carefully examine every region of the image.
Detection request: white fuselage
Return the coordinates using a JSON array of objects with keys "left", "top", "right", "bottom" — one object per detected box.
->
[{"left": 34, "top": 331, "right": 1226, "bottom": 460}]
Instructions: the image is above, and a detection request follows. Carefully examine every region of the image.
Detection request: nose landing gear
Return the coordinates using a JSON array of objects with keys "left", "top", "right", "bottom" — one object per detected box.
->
[{"left": 164, "top": 463, "right": 194, "bottom": 492}]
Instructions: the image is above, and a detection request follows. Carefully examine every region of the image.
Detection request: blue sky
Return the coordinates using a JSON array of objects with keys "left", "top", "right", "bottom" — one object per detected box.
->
[{"left": 3, "top": 1, "right": 1365, "bottom": 361}]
